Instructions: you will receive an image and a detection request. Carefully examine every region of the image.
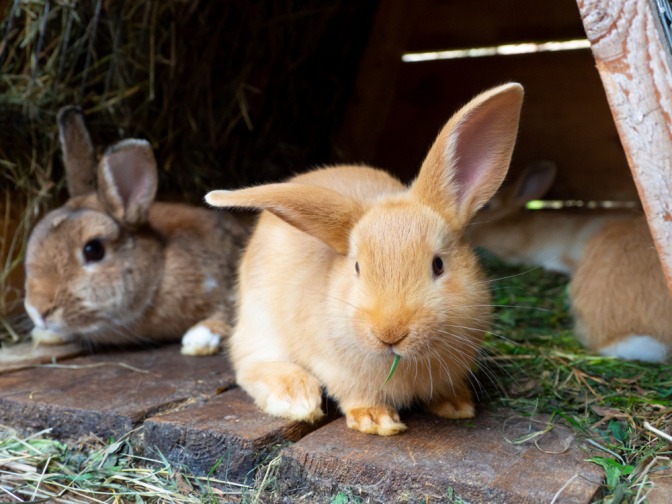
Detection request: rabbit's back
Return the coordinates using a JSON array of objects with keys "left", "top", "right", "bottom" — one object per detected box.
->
[{"left": 570, "top": 216, "right": 672, "bottom": 361}]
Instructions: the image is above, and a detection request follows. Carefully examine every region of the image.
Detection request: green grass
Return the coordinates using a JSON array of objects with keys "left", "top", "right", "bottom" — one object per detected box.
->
[
  {"left": 0, "top": 426, "right": 269, "bottom": 503},
  {"left": 479, "top": 251, "right": 672, "bottom": 503}
]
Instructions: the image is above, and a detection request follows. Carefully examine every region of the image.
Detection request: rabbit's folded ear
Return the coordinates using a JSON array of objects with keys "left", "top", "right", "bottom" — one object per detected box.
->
[
  {"left": 57, "top": 106, "right": 97, "bottom": 197},
  {"left": 98, "top": 139, "right": 158, "bottom": 226},
  {"left": 411, "top": 83, "right": 524, "bottom": 229},
  {"left": 206, "top": 184, "right": 364, "bottom": 254}
]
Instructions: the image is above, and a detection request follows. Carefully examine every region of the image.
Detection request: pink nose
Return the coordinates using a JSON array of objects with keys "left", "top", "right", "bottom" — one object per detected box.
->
[{"left": 374, "top": 326, "right": 409, "bottom": 346}]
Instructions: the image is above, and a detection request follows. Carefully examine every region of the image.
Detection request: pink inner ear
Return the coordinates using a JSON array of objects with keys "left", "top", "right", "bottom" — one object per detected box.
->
[
  {"left": 450, "top": 104, "right": 513, "bottom": 211},
  {"left": 105, "top": 147, "right": 157, "bottom": 213},
  {"left": 451, "top": 119, "right": 492, "bottom": 205}
]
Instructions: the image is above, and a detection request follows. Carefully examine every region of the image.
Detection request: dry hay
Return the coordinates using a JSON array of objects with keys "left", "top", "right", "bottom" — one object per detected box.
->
[{"left": 0, "top": 0, "right": 377, "bottom": 327}]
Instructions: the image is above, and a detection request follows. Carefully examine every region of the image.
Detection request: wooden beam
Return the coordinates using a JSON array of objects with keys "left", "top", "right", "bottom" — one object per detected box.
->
[{"left": 577, "top": 0, "right": 672, "bottom": 290}]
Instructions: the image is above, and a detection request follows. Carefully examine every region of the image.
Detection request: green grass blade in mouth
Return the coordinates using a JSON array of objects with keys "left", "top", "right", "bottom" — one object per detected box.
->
[{"left": 380, "top": 354, "right": 401, "bottom": 389}]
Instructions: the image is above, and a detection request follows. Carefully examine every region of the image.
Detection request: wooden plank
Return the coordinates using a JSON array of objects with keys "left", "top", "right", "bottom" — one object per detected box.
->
[
  {"left": 0, "top": 341, "right": 84, "bottom": 374},
  {"left": 647, "top": 467, "right": 672, "bottom": 504},
  {"left": 577, "top": 0, "right": 672, "bottom": 290},
  {"left": 144, "top": 388, "right": 333, "bottom": 481},
  {"left": 279, "top": 410, "right": 603, "bottom": 503},
  {"left": 407, "top": 0, "right": 588, "bottom": 52},
  {"left": 0, "top": 344, "right": 235, "bottom": 439},
  {"left": 372, "top": 49, "right": 637, "bottom": 201},
  {"left": 335, "top": 0, "right": 429, "bottom": 163}
]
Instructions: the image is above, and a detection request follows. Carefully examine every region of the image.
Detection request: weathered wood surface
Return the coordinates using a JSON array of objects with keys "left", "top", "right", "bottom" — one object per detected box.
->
[
  {"left": 144, "top": 388, "right": 331, "bottom": 481},
  {"left": 0, "top": 344, "right": 235, "bottom": 439},
  {"left": 578, "top": 0, "right": 672, "bottom": 291},
  {"left": 0, "top": 343, "right": 608, "bottom": 501},
  {"left": 0, "top": 341, "right": 84, "bottom": 374},
  {"left": 647, "top": 468, "right": 672, "bottom": 504},
  {"left": 278, "top": 410, "right": 604, "bottom": 503}
]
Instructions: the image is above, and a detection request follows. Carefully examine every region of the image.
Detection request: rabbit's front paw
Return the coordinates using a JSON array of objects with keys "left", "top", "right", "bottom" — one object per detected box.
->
[
  {"left": 181, "top": 325, "right": 221, "bottom": 356},
  {"left": 428, "top": 397, "right": 475, "bottom": 419},
  {"left": 345, "top": 406, "right": 407, "bottom": 436},
  {"left": 240, "top": 362, "right": 324, "bottom": 423}
]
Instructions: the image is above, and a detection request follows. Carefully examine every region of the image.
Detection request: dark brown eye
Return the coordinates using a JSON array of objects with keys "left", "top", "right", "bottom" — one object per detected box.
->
[
  {"left": 432, "top": 256, "right": 444, "bottom": 277},
  {"left": 83, "top": 239, "right": 105, "bottom": 262},
  {"left": 355, "top": 261, "right": 360, "bottom": 275}
]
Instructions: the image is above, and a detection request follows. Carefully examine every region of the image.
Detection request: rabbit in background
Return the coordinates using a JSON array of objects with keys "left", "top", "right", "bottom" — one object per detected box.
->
[
  {"left": 569, "top": 216, "right": 672, "bottom": 363},
  {"left": 468, "top": 160, "right": 668, "bottom": 363},
  {"left": 23, "top": 107, "right": 250, "bottom": 356},
  {"left": 467, "top": 161, "right": 636, "bottom": 275},
  {"left": 206, "top": 83, "right": 524, "bottom": 435}
]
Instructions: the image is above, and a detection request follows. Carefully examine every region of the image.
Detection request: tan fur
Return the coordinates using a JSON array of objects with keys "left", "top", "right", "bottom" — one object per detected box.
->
[
  {"left": 569, "top": 217, "right": 672, "bottom": 361},
  {"left": 24, "top": 108, "right": 250, "bottom": 354},
  {"left": 467, "top": 162, "right": 635, "bottom": 275},
  {"left": 206, "top": 83, "right": 524, "bottom": 435}
]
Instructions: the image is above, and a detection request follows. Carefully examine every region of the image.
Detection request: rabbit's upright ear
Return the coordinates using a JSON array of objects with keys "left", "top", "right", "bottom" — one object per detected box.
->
[
  {"left": 98, "top": 139, "right": 158, "bottom": 226},
  {"left": 57, "top": 106, "right": 97, "bottom": 197},
  {"left": 206, "top": 184, "right": 365, "bottom": 254},
  {"left": 510, "top": 161, "right": 557, "bottom": 208},
  {"left": 412, "top": 83, "right": 524, "bottom": 229}
]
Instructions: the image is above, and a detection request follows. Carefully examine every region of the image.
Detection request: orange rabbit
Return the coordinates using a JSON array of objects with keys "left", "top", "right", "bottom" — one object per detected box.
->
[{"left": 206, "top": 83, "right": 524, "bottom": 435}]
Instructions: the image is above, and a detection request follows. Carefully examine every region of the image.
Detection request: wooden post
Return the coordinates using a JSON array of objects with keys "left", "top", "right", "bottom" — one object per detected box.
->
[{"left": 577, "top": 0, "right": 672, "bottom": 290}]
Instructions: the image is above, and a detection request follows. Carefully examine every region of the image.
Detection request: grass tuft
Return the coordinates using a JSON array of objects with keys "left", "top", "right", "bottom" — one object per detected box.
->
[
  {"left": 479, "top": 251, "right": 672, "bottom": 503},
  {"left": 0, "top": 425, "right": 258, "bottom": 503}
]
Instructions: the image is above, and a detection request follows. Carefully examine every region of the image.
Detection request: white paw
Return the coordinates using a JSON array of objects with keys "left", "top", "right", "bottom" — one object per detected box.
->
[
  {"left": 264, "top": 392, "right": 324, "bottom": 423},
  {"left": 181, "top": 325, "right": 221, "bottom": 356},
  {"left": 600, "top": 335, "right": 668, "bottom": 363},
  {"left": 31, "top": 327, "right": 74, "bottom": 345}
]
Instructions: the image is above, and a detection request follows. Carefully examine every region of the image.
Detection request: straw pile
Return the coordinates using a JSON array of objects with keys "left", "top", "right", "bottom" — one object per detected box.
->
[{"left": 0, "top": 0, "right": 378, "bottom": 332}]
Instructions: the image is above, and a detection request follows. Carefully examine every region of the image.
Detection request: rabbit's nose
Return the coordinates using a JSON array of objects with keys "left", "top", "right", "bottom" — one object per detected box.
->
[{"left": 375, "top": 326, "right": 409, "bottom": 346}]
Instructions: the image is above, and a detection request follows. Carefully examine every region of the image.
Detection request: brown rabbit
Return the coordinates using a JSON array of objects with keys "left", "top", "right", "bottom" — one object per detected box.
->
[
  {"left": 23, "top": 107, "right": 250, "bottom": 355},
  {"left": 569, "top": 216, "right": 672, "bottom": 362},
  {"left": 467, "top": 161, "right": 635, "bottom": 275},
  {"left": 206, "top": 83, "right": 524, "bottom": 435}
]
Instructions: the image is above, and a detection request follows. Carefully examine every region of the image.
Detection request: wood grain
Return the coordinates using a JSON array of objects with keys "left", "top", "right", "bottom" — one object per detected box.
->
[
  {"left": 0, "top": 341, "right": 84, "bottom": 374},
  {"left": 279, "top": 410, "right": 603, "bottom": 503},
  {"left": 144, "top": 388, "right": 331, "bottom": 480},
  {"left": 578, "top": 0, "right": 672, "bottom": 290},
  {"left": 0, "top": 344, "right": 235, "bottom": 439}
]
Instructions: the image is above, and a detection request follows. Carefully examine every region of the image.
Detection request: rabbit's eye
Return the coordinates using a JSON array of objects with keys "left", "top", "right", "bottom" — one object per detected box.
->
[
  {"left": 432, "top": 256, "right": 444, "bottom": 277},
  {"left": 355, "top": 261, "right": 360, "bottom": 275},
  {"left": 83, "top": 239, "right": 105, "bottom": 262}
]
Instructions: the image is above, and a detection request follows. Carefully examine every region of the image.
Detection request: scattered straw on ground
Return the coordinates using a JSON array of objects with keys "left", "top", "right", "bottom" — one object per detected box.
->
[{"left": 480, "top": 252, "right": 672, "bottom": 503}]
